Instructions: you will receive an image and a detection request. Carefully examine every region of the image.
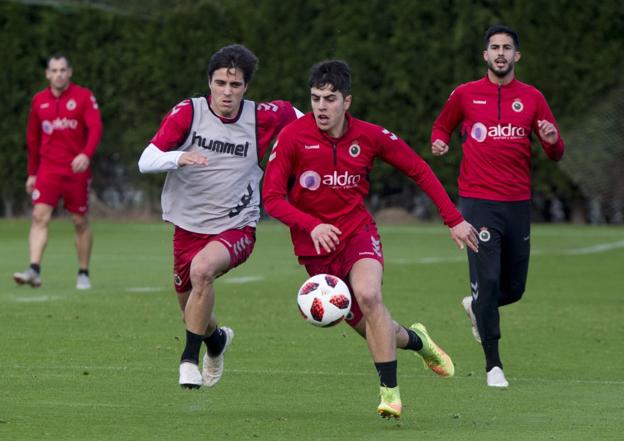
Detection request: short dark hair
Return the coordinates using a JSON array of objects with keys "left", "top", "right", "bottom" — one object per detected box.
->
[
  {"left": 484, "top": 25, "right": 520, "bottom": 50},
  {"left": 308, "top": 60, "right": 352, "bottom": 97},
  {"left": 47, "top": 53, "right": 71, "bottom": 68},
  {"left": 207, "top": 44, "right": 258, "bottom": 84}
]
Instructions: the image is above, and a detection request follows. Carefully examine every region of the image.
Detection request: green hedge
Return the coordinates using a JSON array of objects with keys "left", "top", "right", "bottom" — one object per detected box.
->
[{"left": 1, "top": 0, "right": 623, "bottom": 218}]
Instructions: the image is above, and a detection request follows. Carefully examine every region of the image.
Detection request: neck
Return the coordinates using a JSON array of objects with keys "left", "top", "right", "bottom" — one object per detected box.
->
[
  {"left": 327, "top": 115, "right": 348, "bottom": 138},
  {"left": 51, "top": 84, "right": 69, "bottom": 97},
  {"left": 487, "top": 70, "right": 514, "bottom": 86}
]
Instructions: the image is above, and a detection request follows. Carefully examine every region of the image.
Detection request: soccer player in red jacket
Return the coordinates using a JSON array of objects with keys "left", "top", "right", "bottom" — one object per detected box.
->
[
  {"left": 14, "top": 54, "right": 102, "bottom": 290},
  {"left": 431, "top": 25, "right": 565, "bottom": 388},
  {"left": 263, "top": 60, "right": 479, "bottom": 419}
]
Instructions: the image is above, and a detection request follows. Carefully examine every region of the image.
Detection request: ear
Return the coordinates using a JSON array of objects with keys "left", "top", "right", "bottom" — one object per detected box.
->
[
  {"left": 482, "top": 50, "right": 489, "bottom": 62},
  {"left": 67, "top": 68, "right": 73, "bottom": 79},
  {"left": 514, "top": 51, "right": 521, "bottom": 63},
  {"left": 344, "top": 94, "right": 352, "bottom": 111}
]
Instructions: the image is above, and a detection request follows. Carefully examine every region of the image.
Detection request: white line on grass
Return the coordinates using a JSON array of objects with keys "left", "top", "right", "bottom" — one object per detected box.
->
[
  {"left": 13, "top": 295, "right": 60, "bottom": 303},
  {"left": 560, "top": 240, "right": 624, "bottom": 255},
  {"left": 125, "top": 287, "right": 164, "bottom": 293},
  {"left": 387, "top": 239, "right": 624, "bottom": 265},
  {"left": 223, "top": 275, "right": 264, "bottom": 284}
]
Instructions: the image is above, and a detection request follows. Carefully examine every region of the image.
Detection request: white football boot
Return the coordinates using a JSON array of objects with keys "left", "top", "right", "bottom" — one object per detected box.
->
[
  {"left": 179, "top": 362, "right": 202, "bottom": 389},
  {"left": 13, "top": 268, "right": 42, "bottom": 288},
  {"left": 487, "top": 366, "right": 509, "bottom": 388},
  {"left": 76, "top": 273, "right": 92, "bottom": 290},
  {"left": 461, "top": 296, "right": 481, "bottom": 343},
  {"left": 202, "top": 327, "right": 234, "bottom": 387}
]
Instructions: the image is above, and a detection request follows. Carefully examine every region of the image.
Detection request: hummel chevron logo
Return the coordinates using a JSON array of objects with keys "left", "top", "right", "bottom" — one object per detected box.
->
[
  {"left": 382, "top": 129, "right": 398, "bottom": 141},
  {"left": 257, "top": 103, "right": 278, "bottom": 112},
  {"left": 471, "top": 282, "right": 479, "bottom": 299}
]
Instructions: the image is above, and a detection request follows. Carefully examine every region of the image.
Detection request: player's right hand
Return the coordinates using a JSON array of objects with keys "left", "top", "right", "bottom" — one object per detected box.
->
[
  {"left": 310, "top": 223, "right": 342, "bottom": 255},
  {"left": 25, "top": 176, "right": 36, "bottom": 194},
  {"left": 449, "top": 220, "right": 479, "bottom": 253},
  {"left": 178, "top": 151, "right": 209, "bottom": 167},
  {"left": 431, "top": 139, "right": 449, "bottom": 156}
]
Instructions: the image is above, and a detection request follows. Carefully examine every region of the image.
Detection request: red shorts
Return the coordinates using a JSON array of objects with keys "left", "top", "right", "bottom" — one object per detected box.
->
[
  {"left": 32, "top": 169, "right": 91, "bottom": 215},
  {"left": 172, "top": 226, "right": 256, "bottom": 294},
  {"left": 299, "top": 221, "right": 384, "bottom": 327}
]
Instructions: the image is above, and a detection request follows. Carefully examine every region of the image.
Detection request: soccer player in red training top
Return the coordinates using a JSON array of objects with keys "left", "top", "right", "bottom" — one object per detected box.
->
[
  {"left": 138, "top": 44, "right": 300, "bottom": 389},
  {"left": 431, "top": 25, "right": 565, "bottom": 388},
  {"left": 14, "top": 54, "right": 102, "bottom": 290},
  {"left": 263, "top": 60, "right": 479, "bottom": 419}
]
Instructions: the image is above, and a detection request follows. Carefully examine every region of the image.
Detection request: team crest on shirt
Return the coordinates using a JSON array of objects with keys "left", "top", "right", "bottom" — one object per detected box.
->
[
  {"left": 478, "top": 227, "right": 491, "bottom": 242},
  {"left": 32, "top": 189, "right": 40, "bottom": 201},
  {"left": 512, "top": 99, "right": 524, "bottom": 113},
  {"left": 173, "top": 273, "right": 182, "bottom": 286},
  {"left": 66, "top": 99, "right": 77, "bottom": 111},
  {"left": 349, "top": 143, "right": 361, "bottom": 158}
]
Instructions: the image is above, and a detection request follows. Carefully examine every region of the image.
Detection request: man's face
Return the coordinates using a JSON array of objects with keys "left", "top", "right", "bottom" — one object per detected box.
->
[
  {"left": 310, "top": 85, "right": 352, "bottom": 137},
  {"left": 483, "top": 33, "right": 521, "bottom": 78},
  {"left": 209, "top": 67, "right": 247, "bottom": 118},
  {"left": 46, "top": 58, "right": 72, "bottom": 92}
]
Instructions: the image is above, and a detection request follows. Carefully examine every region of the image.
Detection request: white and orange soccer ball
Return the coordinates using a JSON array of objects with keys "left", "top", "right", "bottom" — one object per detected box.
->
[{"left": 296, "top": 274, "right": 352, "bottom": 327}]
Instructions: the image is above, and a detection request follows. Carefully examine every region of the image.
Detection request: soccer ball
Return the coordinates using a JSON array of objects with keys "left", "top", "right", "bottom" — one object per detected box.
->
[{"left": 296, "top": 274, "right": 352, "bottom": 327}]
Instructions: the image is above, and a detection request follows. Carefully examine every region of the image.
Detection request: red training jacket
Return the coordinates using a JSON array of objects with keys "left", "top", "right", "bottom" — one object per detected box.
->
[
  {"left": 263, "top": 113, "right": 464, "bottom": 257},
  {"left": 26, "top": 83, "right": 102, "bottom": 176},
  {"left": 431, "top": 76, "right": 564, "bottom": 201}
]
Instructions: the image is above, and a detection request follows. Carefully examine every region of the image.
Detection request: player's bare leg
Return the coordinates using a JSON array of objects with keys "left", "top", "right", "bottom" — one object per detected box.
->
[
  {"left": 179, "top": 241, "right": 233, "bottom": 388},
  {"left": 72, "top": 213, "right": 92, "bottom": 289},
  {"left": 349, "top": 258, "right": 401, "bottom": 418},
  {"left": 30, "top": 203, "right": 53, "bottom": 264},
  {"left": 13, "top": 203, "right": 52, "bottom": 287},
  {"left": 353, "top": 318, "right": 409, "bottom": 347},
  {"left": 349, "top": 259, "right": 395, "bottom": 361}
]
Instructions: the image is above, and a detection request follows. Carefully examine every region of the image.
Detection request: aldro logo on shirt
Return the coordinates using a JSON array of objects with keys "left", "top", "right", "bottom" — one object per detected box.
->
[
  {"left": 470, "top": 122, "right": 526, "bottom": 143},
  {"left": 191, "top": 131, "right": 249, "bottom": 157},
  {"left": 41, "top": 118, "right": 78, "bottom": 134},
  {"left": 300, "top": 170, "right": 361, "bottom": 190}
]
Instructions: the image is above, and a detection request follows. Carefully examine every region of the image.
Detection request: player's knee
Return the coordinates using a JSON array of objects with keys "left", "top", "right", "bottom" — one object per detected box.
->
[
  {"left": 502, "top": 284, "right": 525, "bottom": 305},
  {"left": 72, "top": 215, "right": 89, "bottom": 231},
  {"left": 351, "top": 285, "right": 382, "bottom": 314},
  {"left": 189, "top": 261, "right": 219, "bottom": 286},
  {"left": 32, "top": 209, "right": 51, "bottom": 226}
]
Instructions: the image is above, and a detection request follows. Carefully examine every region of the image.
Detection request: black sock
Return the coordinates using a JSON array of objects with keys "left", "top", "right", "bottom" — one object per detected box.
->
[
  {"left": 180, "top": 330, "right": 204, "bottom": 364},
  {"left": 30, "top": 263, "right": 40, "bottom": 274},
  {"left": 374, "top": 360, "right": 398, "bottom": 388},
  {"left": 78, "top": 268, "right": 89, "bottom": 276},
  {"left": 204, "top": 327, "right": 226, "bottom": 357},
  {"left": 402, "top": 327, "right": 423, "bottom": 351},
  {"left": 483, "top": 340, "right": 503, "bottom": 371}
]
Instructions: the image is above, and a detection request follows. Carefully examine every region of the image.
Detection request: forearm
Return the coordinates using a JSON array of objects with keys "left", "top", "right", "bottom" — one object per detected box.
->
[{"left": 138, "top": 144, "right": 184, "bottom": 173}]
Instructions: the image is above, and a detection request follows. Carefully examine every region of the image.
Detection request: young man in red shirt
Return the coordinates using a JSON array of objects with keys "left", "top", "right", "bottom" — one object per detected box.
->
[
  {"left": 263, "top": 60, "right": 479, "bottom": 419},
  {"left": 14, "top": 54, "right": 102, "bottom": 290},
  {"left": 139, "top": 45, "right": 300, "bottom": 389},
  {"left": 431, "top": 25, "right": 565, "bottom": 388}
]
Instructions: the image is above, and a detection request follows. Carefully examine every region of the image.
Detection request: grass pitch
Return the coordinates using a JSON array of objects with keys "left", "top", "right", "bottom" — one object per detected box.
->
[{"left": 0, "top": 219, "right": 623, "bottom": 440}]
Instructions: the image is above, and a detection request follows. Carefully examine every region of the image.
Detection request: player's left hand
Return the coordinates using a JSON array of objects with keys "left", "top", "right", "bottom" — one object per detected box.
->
[
  {"left": 71, "top": 153, "right": 90, "bottom": 173},
  {"left": 449, "top": 220, "right": 479, "bottom": 252},
  {"left": 537, "top": 120, "right": 559, "bottom": 144}
]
